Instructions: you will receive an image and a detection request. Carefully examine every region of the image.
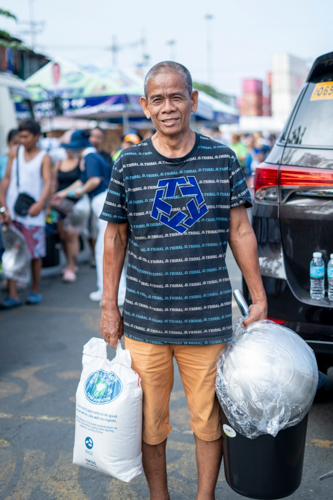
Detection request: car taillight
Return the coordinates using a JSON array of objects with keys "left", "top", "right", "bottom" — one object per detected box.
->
[
  {"left": 254, "top": 164, "right": 278, "bottom": 202},
  {"left": 267, "top": 318, "right": 287, "bottom": 325},
  {"left": 254, "top": 165, "right": 333, "bottom": 202},
  {"left": 280, "top": 166, "right": 333, "bottom": 187}
]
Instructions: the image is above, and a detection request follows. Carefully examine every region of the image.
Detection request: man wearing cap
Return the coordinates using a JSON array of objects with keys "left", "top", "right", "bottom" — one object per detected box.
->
[
  {"left": 100, "top": 62, "right": 267, "bottom": 499},
  {"left": 112, "top": 130, "right": 142, "bottom": 162},
  {"left": 52, "top": 130, "right": 111, "bottom": 301}
]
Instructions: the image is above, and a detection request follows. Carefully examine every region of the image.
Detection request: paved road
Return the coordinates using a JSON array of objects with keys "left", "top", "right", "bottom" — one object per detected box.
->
[{"left": 0, "top": 251, "right": 333, "bottom": 500}]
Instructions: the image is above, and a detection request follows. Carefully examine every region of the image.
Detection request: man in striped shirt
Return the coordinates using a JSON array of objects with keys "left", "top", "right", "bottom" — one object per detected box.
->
[{"left": 100, "top": 61, "right": 267, "bottom": 500}]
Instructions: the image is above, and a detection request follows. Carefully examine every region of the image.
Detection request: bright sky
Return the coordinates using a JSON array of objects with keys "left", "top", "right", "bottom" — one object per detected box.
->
[{"left": 2, "top": 0, "right": 332, "bottom": 96}]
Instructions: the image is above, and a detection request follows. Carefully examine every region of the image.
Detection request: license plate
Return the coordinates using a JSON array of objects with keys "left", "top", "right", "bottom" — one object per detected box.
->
[{"left": 310, "top": 82, "right": 333, "bottom": 101}]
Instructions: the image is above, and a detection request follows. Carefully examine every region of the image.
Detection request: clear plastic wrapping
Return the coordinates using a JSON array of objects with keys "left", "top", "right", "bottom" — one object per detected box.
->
[
  {"left": 63, "top": 195, "right": 90, "bottom": 235},
  {"left": 1, "top": 224, "right": 31, "bottom": 283},
  {"left": 216, "top": 319, "right": 318, "bottom": 439}
]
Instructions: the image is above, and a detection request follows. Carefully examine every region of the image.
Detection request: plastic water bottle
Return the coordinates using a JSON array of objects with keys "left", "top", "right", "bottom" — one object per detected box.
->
[
  {"left": 310, "top": 252, "right": 325, "bottom": 300},
  {"left": 328, "top": 254, "right": 333, "bottom": 301}
]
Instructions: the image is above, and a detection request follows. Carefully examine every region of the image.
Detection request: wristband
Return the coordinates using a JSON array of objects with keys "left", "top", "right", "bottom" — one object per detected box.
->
[{"left": 68, "top": 190, "right": 76, "bottom": 198}]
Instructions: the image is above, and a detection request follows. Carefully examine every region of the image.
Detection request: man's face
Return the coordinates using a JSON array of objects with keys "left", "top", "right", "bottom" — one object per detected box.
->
[
  {"left": 140, "top": 72, "right": 198, "bottom": 137},
  {"left": 18, "top": 131, "right": 38, "bottom": 150},
  {"left": 89, "top": 129, "right": 105, "bottom": 150}
]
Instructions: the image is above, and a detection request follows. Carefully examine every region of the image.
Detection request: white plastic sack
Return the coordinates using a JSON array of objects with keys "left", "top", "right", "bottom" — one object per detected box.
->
[{"left": 73, "top": 338, "right": 143, "bottom": 482}]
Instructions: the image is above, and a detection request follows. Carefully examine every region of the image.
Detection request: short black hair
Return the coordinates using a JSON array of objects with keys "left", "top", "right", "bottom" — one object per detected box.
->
[
  {"left": 144, "top": 61, "right": 192, "bottom": 98},
  {"left": 91, "top": 126, "right": 106, "bottom": 137},
  {"left": 18, "top": 119, "right": 41, "bottom": 136},
  {"left": 7, "top": 129, "right": 19, "bottom": 144}
]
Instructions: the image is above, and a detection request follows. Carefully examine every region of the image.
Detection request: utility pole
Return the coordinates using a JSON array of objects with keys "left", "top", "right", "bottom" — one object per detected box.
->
[
  {"left": 111, "top": 35, "right": 118, "bottom": 67},
  {"left": 166, "top": 40, "right": 176, "bottom": 61},
  {"left": 29, "top": 0, "right": 35, "bottom": 49},
  {"left": 205, "top": 13, "right": 214, "bottom": 85},
  {"left": 108, "top": 34, "right": 149, "bottom": 68},
  {"left": 20, "top": 0, "right": 44, "bottom": 51},
  {"left": 141, "top": 30, "right": 147, "bottom": 66}
]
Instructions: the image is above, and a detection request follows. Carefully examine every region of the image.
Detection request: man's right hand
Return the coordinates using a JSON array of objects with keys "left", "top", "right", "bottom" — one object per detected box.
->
[
  {"left": 100, "top": 305, "right": 124, "bottom": 349},
  {"left": 8, "top": 145, "right": 18, "bottom": 160}
]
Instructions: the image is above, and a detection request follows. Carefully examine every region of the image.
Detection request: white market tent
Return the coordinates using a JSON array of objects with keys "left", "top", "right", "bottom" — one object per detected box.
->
[
  {"left": 26, "top": 57, "right": 239, "bottom": 127},
  {"left": 197, "top": 91, "right": 239, "bottom": 125}
]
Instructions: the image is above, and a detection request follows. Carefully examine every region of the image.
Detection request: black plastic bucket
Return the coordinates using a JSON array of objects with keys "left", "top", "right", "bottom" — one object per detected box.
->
[{"left": 221, "top": 412, "right": 308, "bottom": 499}]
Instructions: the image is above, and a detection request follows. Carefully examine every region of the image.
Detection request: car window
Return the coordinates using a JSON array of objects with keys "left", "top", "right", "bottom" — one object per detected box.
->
[
  {"left": 278, "top": 86, "right": 306, "bottom": 143},
  {"left": 287, "top": 78, "right": 333, "bottom": 148}
]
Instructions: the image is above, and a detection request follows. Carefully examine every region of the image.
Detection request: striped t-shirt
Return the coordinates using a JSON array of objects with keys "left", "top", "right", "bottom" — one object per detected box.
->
[{"left": 100, "top": 133, "right": 252, "bottom": 345}]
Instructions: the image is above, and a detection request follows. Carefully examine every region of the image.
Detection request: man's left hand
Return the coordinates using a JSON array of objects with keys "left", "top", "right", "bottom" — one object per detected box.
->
[
  {"left": 28, "top": 201, "right": 43, "bottom": 217},
  {"left": 242, "top": 299, "right": 267, "bottom": 328}
]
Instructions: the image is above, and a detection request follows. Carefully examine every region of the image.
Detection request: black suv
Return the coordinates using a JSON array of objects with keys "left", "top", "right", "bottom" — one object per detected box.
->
[{"left": 243, "top": 51, "right": 333, "bottom": 373}]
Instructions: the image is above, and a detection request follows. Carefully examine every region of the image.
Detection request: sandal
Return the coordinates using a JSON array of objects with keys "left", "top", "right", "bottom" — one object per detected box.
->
[
  {"left": 61, "top": 265, "right": 78, "bottom": 274},
  {"left": 26, "top": 292, "right": 42, "bottom": 305},
  {"left": 0, "top": 297, "right": 22, "bottom": 309},
  {"left": 63, "top": 269, "right": 76, "bottom": 283}
]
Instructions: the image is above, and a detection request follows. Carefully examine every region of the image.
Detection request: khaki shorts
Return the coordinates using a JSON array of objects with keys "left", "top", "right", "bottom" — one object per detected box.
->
[{"left": 124, "top": 336, "right": 225, "bottom": 445}]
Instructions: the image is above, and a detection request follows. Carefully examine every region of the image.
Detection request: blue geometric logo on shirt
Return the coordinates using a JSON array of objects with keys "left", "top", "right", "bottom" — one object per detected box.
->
[{"left": 151, "top": 176, "right": 209, "bottom": 234}]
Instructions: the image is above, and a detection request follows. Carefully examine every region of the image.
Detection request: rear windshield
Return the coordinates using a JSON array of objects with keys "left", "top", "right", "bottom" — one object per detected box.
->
[{"left": 287, "top": 77, "right": 333, "bottom": 148}]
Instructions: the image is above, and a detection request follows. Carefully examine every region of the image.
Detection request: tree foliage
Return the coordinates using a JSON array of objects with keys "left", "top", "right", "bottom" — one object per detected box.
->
[
  {"left": 0, "top": 8, "right": 27, "bottom": 50},
  {"left": 0, "top": 9, "right": 17, "bottom": 21}
]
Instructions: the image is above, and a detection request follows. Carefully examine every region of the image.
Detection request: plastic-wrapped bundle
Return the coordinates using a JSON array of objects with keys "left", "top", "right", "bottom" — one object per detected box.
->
[
  {"left": 63, "top": 195, "right": 90, "bottom": 235},
  {"left": 216, "top": 319, "right": 318, "bottom": 439},
  {"left": 1, "top": 224, "right": 31, "bottom": 283}
]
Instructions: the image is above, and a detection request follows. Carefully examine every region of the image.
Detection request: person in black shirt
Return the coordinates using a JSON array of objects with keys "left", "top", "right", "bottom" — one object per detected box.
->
[
  {"left": 100, "top": 61, "right": 267, "bottom": 499},
  {"left": 51, "top": 151, "right": 81, "bottom": 282}
]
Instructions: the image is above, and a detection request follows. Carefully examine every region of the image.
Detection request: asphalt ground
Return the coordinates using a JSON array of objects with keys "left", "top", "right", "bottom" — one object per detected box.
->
[{"left": 0, "top": 249, "right": 333, "bottom": 500}]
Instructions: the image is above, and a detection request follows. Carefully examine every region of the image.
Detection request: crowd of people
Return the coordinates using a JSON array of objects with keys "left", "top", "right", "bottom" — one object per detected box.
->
[
  {"left": 200, "top": 125, "right": 276, "bottom": 186},
  {"left": 0, "top": 121, "right": 146, "bottom": 309},
  {"left": 0, "top": 117, "right": 274, "bottom": 311}
]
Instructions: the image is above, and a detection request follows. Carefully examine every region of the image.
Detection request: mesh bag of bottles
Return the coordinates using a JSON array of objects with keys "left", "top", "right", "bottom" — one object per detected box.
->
[
  {"left": 63, "top": 195, "right": 90, "bottom": 235},
  {"left": 1, "top": 224, "right": 31, "bottom": 283},
  {"left": 216, "top": 319, "right": 318, "bottom": 439}
]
